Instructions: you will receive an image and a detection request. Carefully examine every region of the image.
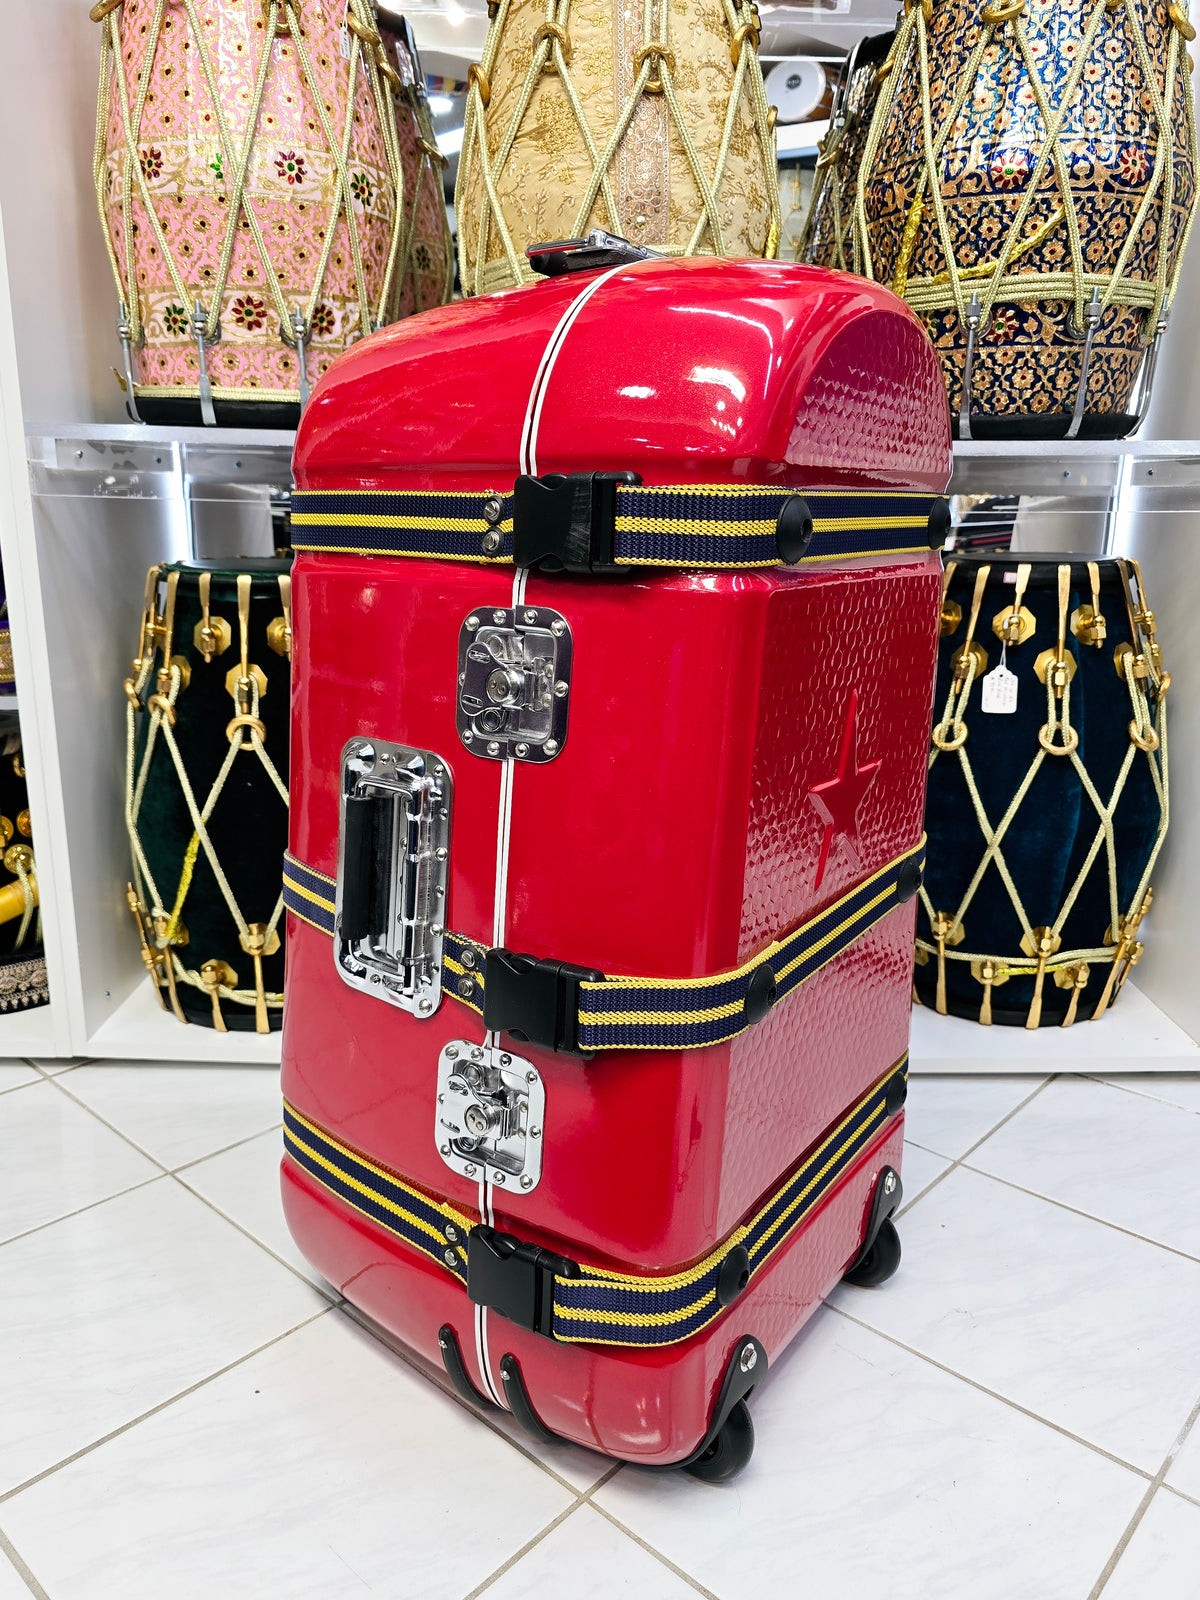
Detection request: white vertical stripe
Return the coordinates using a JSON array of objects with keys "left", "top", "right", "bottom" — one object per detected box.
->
[{"left": 478, "top": 272, "right": 615, "bottom": 1412}]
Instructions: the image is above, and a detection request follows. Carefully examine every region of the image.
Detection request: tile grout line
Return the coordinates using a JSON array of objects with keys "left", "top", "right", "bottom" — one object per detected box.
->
[
  {"left": 829, "top": 1301, "right": 1157, "bottom": 1481},
  {"left": 1087, "top": 1387, "right": 1200, "bottom": 1600},
  {"left": 1081, "top": 1073, "right": 1200, "bottom": 1116},
  {"left": 0, "top": 1173, "right": 166, "bottom": 1253},
  {"left": 456, "top": 1465, "right": 627, "bottom": 1600},
  {"left": 170, "top": 1122, "right": 284, "bottom": 1175},
  {"left": 895, "top": 1075, "right": 1056, "bottom": 1221},
  {"left": 1162, "top": 1480, "right": 1200, "bottom": 1511},
  {"left": 588, "top": 1500, "right": 724, "bottom": 1600},
  {"left": 40, "top": 1073, "right": 175, "bottom": 1173},
  {"left": 170, "top": 1167, "right": 343, "bottom": 1306},
  {"left": 0, "top": 1306, "right": 333, "bottom": 1509},
  {"left": 0, "top": 1525, "right": 50, "bottom": 1600},
  {"left": 953, "top": 1158, "right": 1200, "bottom": 1268},
  {"left": 335, "top": 1300, "right": 603, "bottom": 1500}
]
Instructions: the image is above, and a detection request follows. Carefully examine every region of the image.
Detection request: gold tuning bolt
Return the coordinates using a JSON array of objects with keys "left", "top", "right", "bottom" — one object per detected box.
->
[
  {"left": 931, "top": 911, "right": 965, "bottom": 1015},
  {"left": 200, "top": 960, "right": 238, "bottom": 1032},
  {"left": 1053, "top": 962, "right": 1091, "bottom": 1028},
  {"left": 971, "top": 957, "right": 1009, "bottom": 1026},
  {"left": 1071, "top": 562, "right": 1107, "bottom": 647},
  {"left": 3, "top": 843, "right": 33, "bottom": 877},
  {"left": 152, "top": 912, "right": 189, "bottom": 1024},
  {"left": 126, "top": 885, "right": 168, "bottom": 1011},
  {"left": 1021, "top": 925, "right": 1062, "bottom": 1028},
  {"left": 226, "top": 574, "right": 269, "bottom": 748},
  {"left": 0, "top": 816, "right": 12, "bottom": 847},
  {"left": 267, "top": 573, "right": 292, "bottom": 660},
  {"left": 992, "top": 562, "right": 1034, "bottom": 646},
  {"left": 194, "top": 571, "right": 232, "bottom": 662},
  {"left": 239, "top": 923, "right": 281, "bottom": 1034}
]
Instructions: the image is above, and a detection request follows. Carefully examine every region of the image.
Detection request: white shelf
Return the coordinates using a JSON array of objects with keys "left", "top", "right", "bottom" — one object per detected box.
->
[
  {"left": 776, "top": 118, "right": 828, "bottom": 159},
  {"left": 909, "top": 983, "right": 1200, "bottom": 1076},
  {"left": 0, "top": 696, "right": 17, "bottom": 715},
  {"left": 0, "top": 999, "right": 56, "bottom": 1057},
  {"left": 86, "top": 976, "right": 282, "bottom": 1065}
]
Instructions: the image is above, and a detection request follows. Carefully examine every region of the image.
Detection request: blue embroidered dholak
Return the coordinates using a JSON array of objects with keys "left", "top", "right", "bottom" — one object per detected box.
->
[
  {"left": 916, "top": 554, "right": 1168, "bottom": 1026},
  {"left": 844, "top": 0, "right": 1199, "bottom": 436}
]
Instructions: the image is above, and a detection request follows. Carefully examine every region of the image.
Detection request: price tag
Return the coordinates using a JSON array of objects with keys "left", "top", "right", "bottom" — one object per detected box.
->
[
  {"left": 980, "top": 662, "right": 1018, "bottom": 714},
  {"left": 340, "top": 22, "right": 352, "bottom": 58}
]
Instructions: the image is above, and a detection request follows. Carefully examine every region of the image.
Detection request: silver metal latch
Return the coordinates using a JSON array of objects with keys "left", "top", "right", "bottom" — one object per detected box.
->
[
  {"left": 436, "top": 1041, "right": 544, "bottom": 1192},
  {"left": 457, "top": 606, "right": 572, "bottom": 763},
  {"left": 334, "top": 738, "right": 452, "bottom": 1017}
]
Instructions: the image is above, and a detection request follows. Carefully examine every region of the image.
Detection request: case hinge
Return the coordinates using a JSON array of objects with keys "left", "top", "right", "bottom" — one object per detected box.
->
[
  {"left": 512, "top": 470, "right": 641, "bottom": 574},
  {"left": 466, "top": 1225, "right": 580, "bottom": 1337},
  {"left": 483, "top": 949, "right": 604, "bottom": 1057}
]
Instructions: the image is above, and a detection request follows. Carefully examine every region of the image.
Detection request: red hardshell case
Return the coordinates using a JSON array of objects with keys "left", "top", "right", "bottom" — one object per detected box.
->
[{"left": 282, "top": 256, "right": 951, "bottom": 1468}]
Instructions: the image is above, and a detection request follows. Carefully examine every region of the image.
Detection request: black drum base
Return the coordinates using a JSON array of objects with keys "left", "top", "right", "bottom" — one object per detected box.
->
[
  {"left": 950, "top": 412, "right": 1140, "bottom": 442},
  {"left": 129, "top": 396, "right": 301, "bottom": 431},
  {"left": 175, "top": 991, "right": 284, "bottom": 1032}
]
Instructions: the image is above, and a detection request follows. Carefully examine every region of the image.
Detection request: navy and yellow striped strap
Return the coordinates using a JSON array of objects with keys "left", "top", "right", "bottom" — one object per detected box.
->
[
  {"left": 282, "top": 838, "right": 923, "bottom": 1051},
  {"left": 290, "top": 485, "right": 938, "bottom": 570},
  {"left": 282, "top": 1055, "right": 906, "bottom": 1349}
]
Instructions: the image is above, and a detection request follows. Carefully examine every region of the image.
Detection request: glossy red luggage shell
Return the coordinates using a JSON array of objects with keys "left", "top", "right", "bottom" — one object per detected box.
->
[{"left": 282, "top": 256, "right": 949, "bottom": 1466}]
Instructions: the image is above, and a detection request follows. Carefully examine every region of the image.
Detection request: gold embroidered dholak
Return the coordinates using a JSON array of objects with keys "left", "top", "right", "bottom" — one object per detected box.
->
[{"left": 455, "top": 0, "right": 781, "bottom": 295}]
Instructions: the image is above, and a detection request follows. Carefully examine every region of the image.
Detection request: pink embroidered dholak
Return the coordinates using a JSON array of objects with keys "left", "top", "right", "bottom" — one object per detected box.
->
[{"left": 92, "top": 0, "right": 432, "bottom": 424}]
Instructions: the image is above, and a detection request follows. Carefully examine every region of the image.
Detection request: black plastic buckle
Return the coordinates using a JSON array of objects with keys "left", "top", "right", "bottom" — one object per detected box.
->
[
  {"left": 512, "top": 471, "right": 641, "bottom": 575},
  {"left": 467, "top": 1226, "right": 580, "bottom": 1337},
  {"left": 483, "top": 949, "right": 604, "bottom": 1057}
]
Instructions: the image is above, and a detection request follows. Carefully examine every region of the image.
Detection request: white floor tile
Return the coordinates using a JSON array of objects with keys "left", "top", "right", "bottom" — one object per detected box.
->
[
  {"left": 1101, "top": 1490, "right": 1200, "bottom": 1600},
  {"left": 970, "top": 1076, "right": 1200, "bottom": 1259},
  {"left": 903, "top": 1074, "right": 1045, "bottom": 1159},
  {"left": 0, "top": 1543, "right": 33, "bottom": 1600},
  {"left": 0, "top": 1177, "right": 323, "bottom": 1493},
  {"left": 899, "top": 1141, "right": 952, "bottom": 1211},
  {"left": 484, "top": 1506, "right": 695, "bottom": 1600},
  {"left": 175, "top": 1126, "right": 330, "bottom": 1293},
  {"left": 61, "top": 1062, "right": 282, "bottom": 1169},
  {"left": 0, "top": 1079, "right": 158, "bottom": 1244},
  {"left": 1164, "top": 1413, "right": 1200, "bottom": 1501},
  {"left": 1095, "top": 1074, "right": 1200, "bottom": 1116},
  {"left": 595, "top": 1311, "right": 1143, "bottom": 1600},
  {"left": 832, "top": 1165, "right": 1200, "bottom": 1471},
  {"left": 2, "top": 1312, "right": 573, "bottom": 1600},
  {"left": 0, "top": 1061, "right": 37, "bottom": 1094},
  {"left": 480, "top": 1396, "right": 614, "bottom": 1494}
]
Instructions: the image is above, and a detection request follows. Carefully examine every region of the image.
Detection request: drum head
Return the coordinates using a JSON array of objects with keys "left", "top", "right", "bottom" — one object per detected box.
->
[{"left": 766, "top": 59, "right": 827, "bottom": 124}]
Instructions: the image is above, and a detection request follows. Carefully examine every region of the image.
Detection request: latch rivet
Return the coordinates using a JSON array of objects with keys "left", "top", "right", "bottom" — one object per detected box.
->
[
  {"left": 418, "top": 996, "right": 434, "bottom": 1014},
  {"left": 526, "top": 1069, "right": 537, "bottom": 1084},
  {"left": 463, "top": 729, "right": 475, "bottom": 743},
  {"left": 554, "top": 680, "right": 568, "bottom": 698},
  {"left": 492, "top": 609, "right": 506, "bottom": 624},
  {"left": 523, "top": 609, "right": 537, "bottom": 624},
  {"left": 551, "top": 619, "right": 566, "bottom": 637},
  {"left": 471, "top": 1047, "right": 485, "bottom": 1061},
  {"left": 445, "top": 1044, "right": 459, "bottom": 1058},
  {"left": 494, "top": 1171, "right": 506, "bottom": 1184},
  {"left": 499, "top": 1053, "right": 511, "bottom": 1067},
  {"left": 466, "top": 615, "right": 480, "bottom": 631},
  {"left": 487, "top": 741, "right": 501, "bottom": 755},
  {"left": 544, "top": 738, "right": 560, "bottom": 756},
  {"left": 520, "top": 1175, "right": 534, "bottom": 1189},
  {"left": 465, "top": 1163, "right": 477, "bottom": 1177},
  {"left": 514, "top": 742, "right": 529, "bottom": 757},
  {"left": 884, "top": 1171, "right": 897, "bottom": 1195},
  {"left": 436, "top": 846, "right": 448, "bottom": 861},
  {"left": 740, "top": 1344, "right": 758, "bottom": 1373},
  {"left": 439, "top": 1146, "right": 451, "bottom": 1158}
]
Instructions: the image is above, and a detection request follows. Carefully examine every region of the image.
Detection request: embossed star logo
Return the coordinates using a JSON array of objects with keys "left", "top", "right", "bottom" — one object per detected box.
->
[{"left": 806, "top": 690, "right": 881, "bottom": 889}]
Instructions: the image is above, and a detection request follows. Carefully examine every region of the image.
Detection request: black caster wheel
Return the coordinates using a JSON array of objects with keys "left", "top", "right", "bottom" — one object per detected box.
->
[
  {"left": 682, "top": 1398, "right": 755, "bottom": 1483},
  {"left": 843, "top": 1216, "right": 902, "bottom": 1288}
]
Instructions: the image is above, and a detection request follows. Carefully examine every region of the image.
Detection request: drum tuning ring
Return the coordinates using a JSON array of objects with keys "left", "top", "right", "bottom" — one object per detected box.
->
[
  {"left": 1037, "top": 721, "right": 1080, "bottom": 755},
  {"left": 532, "top": 20, "right": 572, "bottom": 68},
  {"left": 931, "top": 719, "right": 968, "bottom": 751}
]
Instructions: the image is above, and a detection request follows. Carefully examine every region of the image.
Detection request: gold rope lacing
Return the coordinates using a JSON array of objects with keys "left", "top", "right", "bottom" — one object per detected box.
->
[
  {"left": 918, "top": 559, "right": 1168, "bottom": 1028},
  {"left": 846, "top": 0, "right": 1199, "bottom": 348},
  {"left": 455, "top": 0, "right": 781, "bottom": 296},
  {"left": 92, "top": 0, "right": 406, "bottom": 391},
  {"left": 124, "top": 569, "right": 290, "bottom": 1033}
]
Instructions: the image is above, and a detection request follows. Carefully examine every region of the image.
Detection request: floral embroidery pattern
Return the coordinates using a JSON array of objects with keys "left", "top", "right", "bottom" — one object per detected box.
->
[
  {"left": 1117, "top": 144, "right": 1149, "bottom": 185},
  {"left": 140, "top": 147, "right": 164, "bottom": 181},
  {"left": 350, "top": 172, "right": 374, "bottom": 208},
  {"left": 989, "top": 149, "right": 1030, "bottom": 191},
  {"left": 163, "top": 304, "right": 189, "bottom": 336},
  {"left": 310, "top": 303, "right": 336, "bottom": 337},
  {"left": 275, "top": 150, "right": 306, "bottom": 184},
  {"left": 231, "top": 295, "right": 268, "bottom": 331}
]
